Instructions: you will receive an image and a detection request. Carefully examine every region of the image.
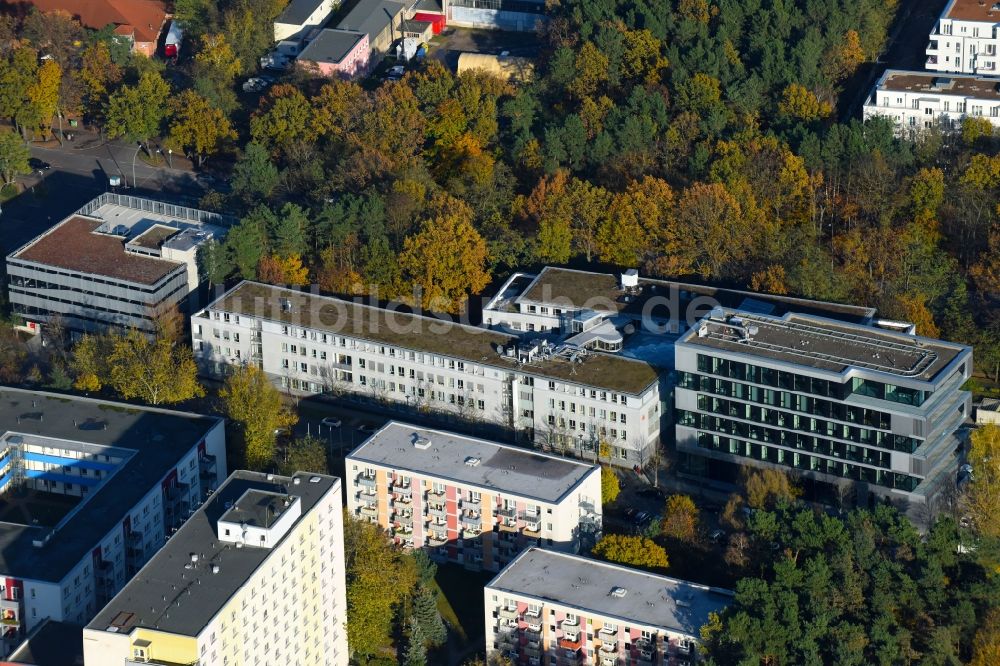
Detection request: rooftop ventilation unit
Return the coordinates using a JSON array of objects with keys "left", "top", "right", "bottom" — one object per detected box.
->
[
  {"left": 931, "top": 77, "right": 955, "bottom": 90},
  {"left": 413, "top": 436, "right": 432, "bottom": 450},
  {"left": 709, "top": 306, "right": 726, "bottom": 321},
  {"left": 464, "top": 456, "right": 481, "bottom": 467},
  {"left": 620, "top": 268, "right": 639, "bottom": 290},
  {"left": 610, "top": 586, "right": 628, "bottom": 598}
]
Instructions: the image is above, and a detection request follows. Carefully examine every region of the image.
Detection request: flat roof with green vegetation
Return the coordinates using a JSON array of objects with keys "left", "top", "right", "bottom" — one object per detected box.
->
[{"left": 209, "top": 282, "right": 660, "bottom": 395}]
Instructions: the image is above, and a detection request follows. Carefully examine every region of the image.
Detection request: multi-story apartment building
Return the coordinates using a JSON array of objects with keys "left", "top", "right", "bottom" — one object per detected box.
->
[
  {"left": 192, "top": 282, "right": 662, "bottom": 466},
  {"left": 925, "top": 0, "right": 1000, "bottom": 75},
  {"left": 346, "top": 422, "right": 602, "bottom": 571},
  {"left": 484, "top": 547, "right": 732, "bottom": 665},
  {"left": 674, "top": 308, "right": 972, "bottom": 518},
  {"left": 7, "top": 193, "right": 229, "bottom": 335},
  {"left": 0, "top": 387, "right": 225, "bottom": 652},
  {"left": 863, "top": 69, "right": 1000, "bottom": 135},
  {"left": 82, "top": 470, "right": 348, "bottom": 666}
]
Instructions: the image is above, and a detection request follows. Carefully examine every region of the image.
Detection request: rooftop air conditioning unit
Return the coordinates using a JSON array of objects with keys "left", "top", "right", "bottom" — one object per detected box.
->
[
  {"left": 413, "top": 436, "right": 432, "bottom": 450},
  {"left": 610, "top": 586, "right": 627, "bottom": 598}
]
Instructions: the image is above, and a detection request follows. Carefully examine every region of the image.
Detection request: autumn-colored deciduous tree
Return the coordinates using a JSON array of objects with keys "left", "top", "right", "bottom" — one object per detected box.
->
[
  {"left": 777, "top": 83, "right": 831, "bottom": 122},
  {"left": 70, "top": 334, "right": 109, "bottom": 392},
  {"left": 662, "top": 494, "right": 699, "bottom": 542},
  {"left": 107, "top": 328, "right": 204, "bottom": 405},
  {"left": 397, "top": 195, "right": 490, "bottom": 312},
  {"left": 743, "top": 468, "right": 800, "bottom": 510},
  {"left": 749, "top": 265, "right": 789, "bottom": 295},
  {"left": 569, "top": 41, "right": 609, "bottom": 100},
  {"left": 964, "top": 424, "right": 1000, "bottom": 540},
  {"left": 168, "top": 89, "right": 236, "bottom": 166},
  {"left": 24, "top": 58, "right": 61, "bottom": 138},
  {"left": 971, "top": 223, "right": 1000, "bottom": 297},
  {"left": 601, "top": 466, "right": 620, "bottom": 505},
  {"left": 257, "top": 253, "right": 309, "bottom": 286},
  {"left": 971, "top": 608, "right": 1000, "bottom": 666},
  {"left": 591, "top": 534, "right": 669, "bottom": 571},
  {"left": 621, "top": 29, "right": 667, "bottom": 83},
  {"left": 962, "top": 116, "right": 996, "bottom": 146},
  {"left": 220, "top": 364, "right": 296, "bottom": 470},
  {"left": 675, "top": 182, "right": 746, "bottom": 279},
  {"left": 518, "top": 170, "right": 572, "bottom": 263},
  {"left": 895, "top": 293, "right": 940, "bottom": 338},
  {"left": 79, "top": 41, "right": 122, "bottom": 117}
]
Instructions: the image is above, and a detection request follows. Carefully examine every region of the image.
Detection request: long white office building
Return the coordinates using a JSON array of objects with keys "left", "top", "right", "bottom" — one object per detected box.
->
[
  {"left": 346, "top": 422, "right": 602, "bottom": 572},
  {"left": 0, "top": 387, "right": 225, "bottom": 654},
  {"left": 7, "top": 194, "right": 228, "bottom": 335},
  {"left": 863, "top": 69, "right": 1000, "bottom": 135},
  {"left": 192, "top": 282, "right": 662, "bottom": 466},
  {"left": 925, "top": 0, "right": 1000, "bottom": 75}
]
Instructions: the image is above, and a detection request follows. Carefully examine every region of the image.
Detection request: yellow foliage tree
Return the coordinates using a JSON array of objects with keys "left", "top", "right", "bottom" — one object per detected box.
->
[
  {"left": 25, "top": 58, "right": 61, "bottom": 137},
  {"left": 79, "top": 41, "right": 122, "bottom": 107},
  {"left": 963, "top": 116, "right": 997, "bottom": 146},
  {"left": 397, "top": 195, "right": 490, "bottom": 313},
  {"left": 964, "top": 424, "right": 1000, "bottom": 540},
  {"left": 622, "top": 29, "right": 668, "bottom": 83},
  {"left": 743, "top": 468, "right": 800, "bottom": 510},
  {"left": 971, "top": 608, "right": 1000, "bottom": 666},
  {"left": 601, "top": 466, "right": 620, "bottom": 505},
  {"left": 662, "top": 494, "right": 699, "bottom": 542},
  {"left": 895, "top": 293, "right": 940, "bottom": 338},
  {"left": 258, "top": 253, "right": 310, "bottom": 286},
  {"left": 569, "top": 41, "right": 609, "bottom": 100},
  {"left": 107, "top": 329, "right": 205, "bottom": 405},
  {"left": 168, "top": 89, "right": 236, "bottom": 166},
  {"left": 778, "top": 83, "right": 832, "bottom": 122},
  {"left": 220, "top": 364, "right": 296, "bottom": 470},
  {"left": 592, "top": 534, "right": 669, "bottom": 571},
  {"left": 678, "top": 0, "right": 710, "bottom": 24},
  {"left": 750, "top": 265, "right": 789, "bottom": 295},
  {"left": 195, "top": 33, "right": 242, "bottom": 79},
  {"left": 70, "top": 334, "right": 105, "bottom": 392}
]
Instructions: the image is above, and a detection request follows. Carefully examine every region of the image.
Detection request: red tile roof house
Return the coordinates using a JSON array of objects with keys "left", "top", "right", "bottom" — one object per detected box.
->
[{"left": 17, "top": 0, "right": 169, "bottom": 56}]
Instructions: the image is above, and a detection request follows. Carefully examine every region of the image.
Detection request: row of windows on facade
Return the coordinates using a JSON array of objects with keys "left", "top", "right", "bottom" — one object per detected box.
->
[
  {"left": 8, "top": 262, "right": 181, "bottom": 293},
  {"left": 688, "top": 393, "right": 920, "bottom": 452},
  {"left": 694, "top": 355, "right": 930, "bottom": 406},
  {"left": 695, "top": 432, "right": 921, "bottom": 491},
  {"left": 881, "top": 97, "right": 1000, "bottom": 116},
  {"left": 9, "top": 279, "right": 182, "bottom": 306},
  {"left": 11, "top": 297, "right": 159, "bottom": 323},
  {"left": 211, "top": 315, "right": 641, "bottom": 401},
  {"left": 679, "top": 409, "right": 897, "bottom": 468},
  {"left": 679, "top": 372, "right": 904, "bottom": 433},
  {"left": 494, "top": 602, "right": 670, "bottom": 643},
  {"left": 937, "top": 23, "right": 998, "bottom": 38}
]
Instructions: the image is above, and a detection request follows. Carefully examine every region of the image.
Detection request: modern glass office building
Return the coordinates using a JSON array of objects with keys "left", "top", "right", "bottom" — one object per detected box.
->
[{"left": 674, "top": 309, "right": 972, "bottom": 518}]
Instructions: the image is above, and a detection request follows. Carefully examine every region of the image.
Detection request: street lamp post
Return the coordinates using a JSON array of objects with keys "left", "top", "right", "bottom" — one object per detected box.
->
[
  {"left": 131, "top": 143, "right": 141, "bottom": 190},
  {"left": 167, "top": 148, "right": 173, "bottom": 169}
]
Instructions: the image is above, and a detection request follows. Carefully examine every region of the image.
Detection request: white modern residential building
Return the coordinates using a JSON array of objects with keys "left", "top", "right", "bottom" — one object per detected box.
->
[
  {"left": 485, "top": 548, "right": 732, "bottom": 665},
  {"left": 6, "top": 194, "right": 228, "bottom": 335},
  {"left": 192, "top": 282, "right": 662, "bottom": 466},
  {"left": 0, "top": 387, "right": 225, "bottom": 653},
  {"left": 346, "top": 422, "right": 602, "bottom": 571},
  {"left": 82, "top": 470, "right": 348, "bottom": 666},
  {"left": 863, "top": 69, "right": 1000, "bottom": 134},
  {"left": 925, "top": 0, "right": 1000, "bottom": 75},
  {"left": 674, "top": 308, "right": 973, "bottom": 519}
]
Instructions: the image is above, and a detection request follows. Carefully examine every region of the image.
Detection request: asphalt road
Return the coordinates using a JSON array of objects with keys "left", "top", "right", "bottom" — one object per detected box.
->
[{"left": 1, "top": 139, "right": 208, "bottom": 254}]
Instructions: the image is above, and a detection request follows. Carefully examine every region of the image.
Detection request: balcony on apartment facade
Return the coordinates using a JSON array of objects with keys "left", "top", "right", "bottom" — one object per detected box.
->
[
  {"left": 356, "top": 473, "right": 377, "bottom": 489},
  {"left": 426, "top": 488, "right": 446, "bottom": 502},
  {"left": 427, "top": 531, "right": 448, "bottom": 547},
  {"left": 462, "top": 496, "right": 481, "bottom": 511},
  {"left": 391, "top": 480, "right": 413, "bottom": 498},
  {"left": 498, "top": 605, "right": 519, "bottom": 620},
  {"left": 359, "top": 504, "right": 378, "bottom": 519},
  {"left": 496, "top": 505, "right": 517, "bottom": 519},
  {"left": 426, "top": 503, "right": 447, "bottom": 519}
]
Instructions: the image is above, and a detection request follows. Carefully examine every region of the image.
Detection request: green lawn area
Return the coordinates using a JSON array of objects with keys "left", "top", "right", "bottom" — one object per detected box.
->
[{"left": 434, "top": 563, "right": 493, "bottom": 644}]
